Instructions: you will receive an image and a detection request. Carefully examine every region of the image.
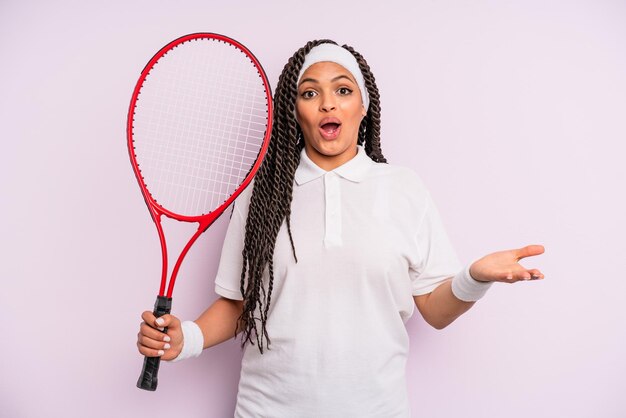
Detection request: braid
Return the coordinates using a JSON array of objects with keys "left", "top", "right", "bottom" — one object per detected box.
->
[
  {"left": 342, "top": 44, "right": 387, "bottom": 163},
  {"left": 237, "top": 40, "right": 387, "bottom": 353},
  {"left": 237, "top": 39, "right": 337, "bottom": 353}
]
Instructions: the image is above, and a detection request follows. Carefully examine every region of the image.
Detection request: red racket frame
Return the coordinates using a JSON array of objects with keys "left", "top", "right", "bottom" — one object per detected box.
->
[{"left": 127, "top": 32, "right": 272, "bottom": 299}]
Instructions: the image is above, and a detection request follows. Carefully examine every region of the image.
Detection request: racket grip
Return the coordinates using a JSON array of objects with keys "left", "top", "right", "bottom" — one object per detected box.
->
[{"left": 136, "top": 295, "right": 172, "bottom": 391}]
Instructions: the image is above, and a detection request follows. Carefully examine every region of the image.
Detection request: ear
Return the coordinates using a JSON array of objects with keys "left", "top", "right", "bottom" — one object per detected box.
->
[{"left": 361, "top": 104, "right": 367, "bottom": 118}]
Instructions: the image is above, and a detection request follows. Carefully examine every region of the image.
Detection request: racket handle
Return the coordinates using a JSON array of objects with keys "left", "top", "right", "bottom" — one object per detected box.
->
[{"left": 136, "top": 295, "right": 172, "bottom": 391}]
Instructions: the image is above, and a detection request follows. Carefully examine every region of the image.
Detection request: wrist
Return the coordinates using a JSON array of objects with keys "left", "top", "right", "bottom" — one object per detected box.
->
[
  {"left": 451, "top": 261, "right": 493, "bottom": 302},
  {"left": 171, "top": 320, "right": 204, "bottom": 362}
]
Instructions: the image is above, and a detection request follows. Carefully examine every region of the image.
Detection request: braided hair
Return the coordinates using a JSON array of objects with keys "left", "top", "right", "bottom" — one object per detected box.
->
[{"left": 237, "top": 39, "right": 387, "bottom": 353}]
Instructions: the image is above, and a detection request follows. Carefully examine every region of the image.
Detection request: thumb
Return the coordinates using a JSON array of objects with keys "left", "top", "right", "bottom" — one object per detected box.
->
[{"left": 515, "top": 244, "right": 545, "bottom": 260}]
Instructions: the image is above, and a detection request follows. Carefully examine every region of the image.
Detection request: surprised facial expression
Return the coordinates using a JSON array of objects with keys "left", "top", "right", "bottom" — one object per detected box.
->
[{"left": 295, "top": 61, "right": 367, "bottom": 171}]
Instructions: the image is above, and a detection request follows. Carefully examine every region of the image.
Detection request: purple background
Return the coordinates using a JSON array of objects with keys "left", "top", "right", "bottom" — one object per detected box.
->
[{"left": 2, "top": 1, "right": 625, "bottom": 417}]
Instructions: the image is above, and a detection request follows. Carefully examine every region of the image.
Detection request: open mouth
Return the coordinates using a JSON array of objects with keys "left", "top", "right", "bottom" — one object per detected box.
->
[
  {"left": 321, "top": 122, "right": 341, "bottom": 134},
  {"left": 319, "top": 118, "right": 342, "bottom": 140}
]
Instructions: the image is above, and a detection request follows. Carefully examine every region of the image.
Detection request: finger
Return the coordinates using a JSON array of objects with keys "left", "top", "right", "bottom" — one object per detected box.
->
[
  {"left": 515, "top": 244, "right": 545, "bottom": 261},
  {"left": 502, "top": 272, "right": 516, "bottom": 283},
  {"left": 513, "top": 268, "right": 545, "bottom": 282},
  {"left": 140, "top": 322, "right": 172, "bottom": 342},
  {"left": 141, "top": 311, "right": 156, "bottom": 325},
  {"left": 154, "top": 314, "right": 179, "bottom": 329},
  {"left": 137, "top": 341, "right": 166, "bottom": 357},
  {"left": 137, "top": 332, "right": 172, "bottom": 350},
  {"left": 504, "top": 267, "right": 533, "bottom": 282},
  {"left": 141, "top": 311, "right": 171, "bottom": 331},
  {"left": 528, "top": 268, "right": 544, "bottom": 280}
]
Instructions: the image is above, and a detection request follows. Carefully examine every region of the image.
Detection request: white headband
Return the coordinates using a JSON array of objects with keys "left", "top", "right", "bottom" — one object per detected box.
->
[{"left": 296, "top": 43, "right": 370, "bottom": 111}]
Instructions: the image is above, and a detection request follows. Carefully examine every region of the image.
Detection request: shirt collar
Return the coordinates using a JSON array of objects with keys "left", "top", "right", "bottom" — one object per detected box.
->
[{"left": 294, "top": 145, "right": 374, "bottom": 186}]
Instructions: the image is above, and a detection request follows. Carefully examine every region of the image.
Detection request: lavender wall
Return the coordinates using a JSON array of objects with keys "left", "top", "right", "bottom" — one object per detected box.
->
[{"left": 2, "top": 1, "right": 625, "bottom": 417}]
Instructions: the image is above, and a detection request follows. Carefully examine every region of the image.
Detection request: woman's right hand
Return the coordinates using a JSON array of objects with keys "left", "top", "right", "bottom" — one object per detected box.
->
[{"left": 137, "top": 311, "right": 184, "bottom": 361}]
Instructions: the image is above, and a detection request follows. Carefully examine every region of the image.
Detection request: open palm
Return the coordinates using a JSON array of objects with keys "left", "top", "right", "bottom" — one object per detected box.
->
[{"left": 469, "top": 244, "right": 545, "bottom": 283}]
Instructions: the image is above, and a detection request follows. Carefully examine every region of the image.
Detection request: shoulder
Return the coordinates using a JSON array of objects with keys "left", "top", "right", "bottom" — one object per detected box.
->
[{"left": 367, "top": 161, "right": 431, "bottom": 201}]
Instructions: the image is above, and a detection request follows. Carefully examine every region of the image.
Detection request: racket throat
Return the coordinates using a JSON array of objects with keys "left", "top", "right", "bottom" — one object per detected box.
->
[{"left": 153, "top": 295, "right": 173, "bottom": 317}]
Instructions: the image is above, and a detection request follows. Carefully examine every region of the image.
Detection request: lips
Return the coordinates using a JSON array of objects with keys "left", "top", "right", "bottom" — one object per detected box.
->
[{"left": 319, "top": 117, "right": 342, "bottom": 140}]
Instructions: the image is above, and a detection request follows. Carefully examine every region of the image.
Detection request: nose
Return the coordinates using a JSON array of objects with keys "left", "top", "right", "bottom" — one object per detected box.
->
[{"left": 320, "top": 94, "right": 336, "bottom": 112}]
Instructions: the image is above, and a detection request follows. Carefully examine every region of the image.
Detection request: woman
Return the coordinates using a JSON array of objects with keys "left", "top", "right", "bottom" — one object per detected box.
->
[{"left": 137, "top": 39, "right": 545, "bottom": 417}]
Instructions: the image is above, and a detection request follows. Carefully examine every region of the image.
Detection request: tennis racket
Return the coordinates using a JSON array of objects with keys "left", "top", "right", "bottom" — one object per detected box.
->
[{"left": 127, "top": 33, "right": 272, "bottom": 391}]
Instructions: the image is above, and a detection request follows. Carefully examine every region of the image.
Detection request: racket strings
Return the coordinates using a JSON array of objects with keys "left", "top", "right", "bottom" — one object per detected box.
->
[{"left": 132, "top": 38, "right": 269, "bottom": 217}]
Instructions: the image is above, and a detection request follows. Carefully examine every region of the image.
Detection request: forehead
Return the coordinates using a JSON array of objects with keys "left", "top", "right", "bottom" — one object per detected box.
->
[{"left": 299, "top": 61, "right": 357, "bottom": 84}]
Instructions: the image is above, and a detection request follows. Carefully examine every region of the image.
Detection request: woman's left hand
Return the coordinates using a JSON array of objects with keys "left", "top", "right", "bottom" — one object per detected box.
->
[{"left": 469, "top": 244, "right": 545, "bottom": 283}]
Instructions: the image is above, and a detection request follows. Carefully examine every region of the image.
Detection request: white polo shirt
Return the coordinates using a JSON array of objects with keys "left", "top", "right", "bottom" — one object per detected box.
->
[{"left": 214, "top": 145, "right": 462, "bottom": 417}]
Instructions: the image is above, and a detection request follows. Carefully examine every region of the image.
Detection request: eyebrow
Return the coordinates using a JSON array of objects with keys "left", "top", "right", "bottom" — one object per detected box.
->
[{"left": 298, "top": 74, "right": 355, "bottom": 87}]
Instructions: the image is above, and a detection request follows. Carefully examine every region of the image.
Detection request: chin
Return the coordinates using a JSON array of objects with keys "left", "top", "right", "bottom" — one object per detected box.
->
[{"left": 314, "top": 141, "right": 347, "bottom": 156}]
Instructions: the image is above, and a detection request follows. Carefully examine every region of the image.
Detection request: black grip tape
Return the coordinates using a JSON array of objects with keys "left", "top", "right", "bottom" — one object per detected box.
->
[{"left": 136, "top": 295, "right": 172, "bottom": 391}]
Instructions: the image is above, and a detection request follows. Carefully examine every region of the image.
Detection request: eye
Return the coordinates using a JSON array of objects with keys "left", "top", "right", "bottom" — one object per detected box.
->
[
  {"left": 301, "top": 90, "right": 317, "bottom": 99},
  {"left": 337, "top": 87, "right": 353, "bottom": 96}
]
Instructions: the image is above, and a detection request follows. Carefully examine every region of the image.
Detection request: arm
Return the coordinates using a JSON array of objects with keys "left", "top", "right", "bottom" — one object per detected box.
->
[
  {"left": 195, "top": 296, "right": 244, "bottom": 349},
  {"left": 414, "top": 279, "right": 474, "bottom": 330},
  {"left": 414, "top": 244, "right": 546, "bottom": 330}
]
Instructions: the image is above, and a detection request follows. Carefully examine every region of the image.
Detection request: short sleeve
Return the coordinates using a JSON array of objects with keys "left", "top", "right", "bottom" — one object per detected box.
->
[
  {"left": 213, "top": 192, "right": 250, "bottom": 301},
  {"left": 409, "top": 192, "right": 463, "bottom": 296}
]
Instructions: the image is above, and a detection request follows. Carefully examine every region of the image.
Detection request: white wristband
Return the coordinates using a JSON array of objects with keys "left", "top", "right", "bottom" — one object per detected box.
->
[
  {"left": 451, "top": 262, "right": 493, "bottom": 302},
  {"left": 171, "top": 321, "right": 204, "bottom": 362}
]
